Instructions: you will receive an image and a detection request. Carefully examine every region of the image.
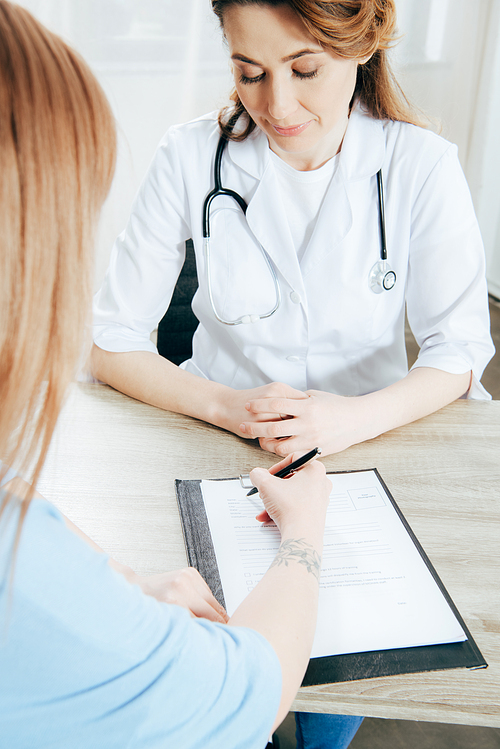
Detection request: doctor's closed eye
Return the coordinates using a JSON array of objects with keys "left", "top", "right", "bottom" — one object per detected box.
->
[{"left": 239, "top": 69, "right": 320, "bottom": 85}]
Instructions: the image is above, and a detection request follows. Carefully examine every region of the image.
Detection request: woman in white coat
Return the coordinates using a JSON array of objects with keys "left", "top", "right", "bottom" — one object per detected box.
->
[
  {"left": 92, "top": 0, "right": 493, "bottom": 464},
  {"left": 92, "top": 2, "right": 494, "bottom": 746}
]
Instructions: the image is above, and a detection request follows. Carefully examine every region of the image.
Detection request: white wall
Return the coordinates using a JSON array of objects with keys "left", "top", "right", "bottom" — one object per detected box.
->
[
  {"left": 465, "top": 1, "right": 500, "bottom": 299},
  {"left": 16, "top": 0, "right": 232, "bottom": 287},
  {"left": 394, "top": 0, "right": 500, "bottom": 298}
]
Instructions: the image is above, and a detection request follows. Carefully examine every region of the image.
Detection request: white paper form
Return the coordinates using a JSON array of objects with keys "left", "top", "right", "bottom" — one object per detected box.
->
[{"left": 201, "top": 470, "right": 466, "bottom": 659}]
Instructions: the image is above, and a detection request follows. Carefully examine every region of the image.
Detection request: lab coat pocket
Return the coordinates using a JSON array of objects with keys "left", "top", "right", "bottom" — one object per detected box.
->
[{"left": 206, "top": 203, "right": 279, "bottom": 323}]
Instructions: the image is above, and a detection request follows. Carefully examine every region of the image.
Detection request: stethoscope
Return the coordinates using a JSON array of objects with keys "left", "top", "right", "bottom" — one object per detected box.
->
[
  {"left": 202, "top": 134, "right": 396, "bottom": 326},
  {"left": 202, "top": 134, "right": 281, "bottom": 325}
]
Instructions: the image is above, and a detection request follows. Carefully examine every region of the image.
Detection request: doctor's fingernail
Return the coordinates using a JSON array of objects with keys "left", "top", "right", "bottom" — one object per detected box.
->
[
  {"left": 245, "top": 402, "right": 251, "bottom": 410},
  {"left": 239, "top": 423, "right": 246, "bottom": 433}
]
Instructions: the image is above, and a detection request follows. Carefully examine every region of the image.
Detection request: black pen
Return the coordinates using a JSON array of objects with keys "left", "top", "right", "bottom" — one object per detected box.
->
[{"left": 246, "top": 447, "right": 322, "bottom": 496}]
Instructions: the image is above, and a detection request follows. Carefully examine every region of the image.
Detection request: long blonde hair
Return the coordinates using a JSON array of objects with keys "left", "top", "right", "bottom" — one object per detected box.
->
[
  {"left": 0, "top": 2, "right": 116, "bottom": 534},
  {"left": 211, "top": 0, "right": 423, "bottom": 140}
]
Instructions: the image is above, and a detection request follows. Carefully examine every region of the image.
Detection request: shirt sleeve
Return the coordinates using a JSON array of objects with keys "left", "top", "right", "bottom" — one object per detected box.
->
[
  {"left": 93, "top": 126, "right": 193, "bottom": 354},
  {"left": 0, "top": 497, "right": 282, "bottom": 749},
  {"left": 405, "top": 144, "right": 495, "bottom": 399}
]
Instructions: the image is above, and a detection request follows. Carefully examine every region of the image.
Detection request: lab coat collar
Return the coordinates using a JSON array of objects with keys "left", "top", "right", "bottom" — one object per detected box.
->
[
  {"left": 227, "top": 124, "right": 306, "bottom": 294},
  {"left": 226, "top": 103, "right": 386, "bottom": 182},
  {"left": 339, "top": 104, "right": 386, "bottom": 180},
  {"left": 245, "top": 162, "right": 307, "bottom": 298},
  {"left": 225, "top": 105, "right": 384, "bottom": 291},
  {"left": 227, "top": 125, "right": 270, "bottom": 180}
]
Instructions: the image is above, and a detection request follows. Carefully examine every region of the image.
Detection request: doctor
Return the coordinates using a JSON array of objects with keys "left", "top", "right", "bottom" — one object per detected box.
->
[
  {"left": 92, "top": 0, "right": 493, "bottom": 463},
  {"left": 92, "top": 1, "right": 493, "bottom": 746}
]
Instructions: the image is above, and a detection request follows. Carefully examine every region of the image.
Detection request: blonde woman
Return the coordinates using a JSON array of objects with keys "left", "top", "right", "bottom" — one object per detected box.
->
[{"left": 0, "top": 3, "right": 332, "bottom": 747}]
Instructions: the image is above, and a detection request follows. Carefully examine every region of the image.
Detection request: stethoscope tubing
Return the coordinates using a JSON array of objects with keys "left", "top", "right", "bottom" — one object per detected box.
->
[
  {"left": 202, "top": 132, "right": 394, "bottom": 324},
  {"left": 203, "top": 135, "right": 247, "bottom": 238},
  {"left": 202, "top": 135, "right": 281, "bottom": 325},
  {"left": 376, "top": 169, "right": 388, "bottom": 261}
]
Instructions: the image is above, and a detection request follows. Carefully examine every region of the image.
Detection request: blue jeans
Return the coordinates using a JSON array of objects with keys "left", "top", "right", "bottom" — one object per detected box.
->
[{"left": 295, "top": 712, "right": 363, "bottom": 749}]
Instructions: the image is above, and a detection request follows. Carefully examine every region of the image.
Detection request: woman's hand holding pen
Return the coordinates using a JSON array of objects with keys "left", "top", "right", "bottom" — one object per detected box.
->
[
  {"left": 249, "top": 453, "right": 331, "bottom": 530},
  {"left": 240, "top": 389, "right": 371, "bottom": 458}
]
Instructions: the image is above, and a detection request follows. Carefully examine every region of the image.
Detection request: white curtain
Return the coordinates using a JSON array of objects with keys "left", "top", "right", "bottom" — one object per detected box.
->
[
  {"left": 394, "top": 0, "right": 500, "bottom": 298},
  {"left": 12, "top": 0, "right": 500, "bottom": 296},
  {"left": 465, "top": 1, "right": 500, "bottom": 298}
]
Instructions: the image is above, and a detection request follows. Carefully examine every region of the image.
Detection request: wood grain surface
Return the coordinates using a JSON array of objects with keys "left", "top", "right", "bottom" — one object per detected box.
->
[{"left": 38, "top": 384, "right": 500, "bottom": 727}]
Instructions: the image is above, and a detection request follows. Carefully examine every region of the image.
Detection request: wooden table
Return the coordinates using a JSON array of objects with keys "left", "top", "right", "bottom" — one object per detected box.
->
[{"left": 39, "top": 384, "right": 500, "bottom": 728}]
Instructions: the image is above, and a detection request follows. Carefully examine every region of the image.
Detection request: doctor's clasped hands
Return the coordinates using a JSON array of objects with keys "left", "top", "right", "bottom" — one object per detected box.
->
[{"left": 238, "top": 367, "right": 472, "bottom": 457}]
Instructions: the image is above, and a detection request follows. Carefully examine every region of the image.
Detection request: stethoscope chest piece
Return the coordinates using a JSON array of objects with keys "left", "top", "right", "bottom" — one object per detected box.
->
[
  {"left": 369, "top": 260, "right": 397, "bottom": 294},
  {"left": 369, "top": 170, "right": 396, "bottom": 294}
]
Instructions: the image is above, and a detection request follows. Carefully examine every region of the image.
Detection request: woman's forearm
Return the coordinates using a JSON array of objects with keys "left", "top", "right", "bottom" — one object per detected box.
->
[
  {"left": 227, "top": 462, "right": 331, "bottom": 731},
  {"left": 357, "top": 367, "right": 472, "bottom": 442},
  {"left": 243, "top": 367, "right": 473, "bottom": 457},
  {"left": 90, "top": 345, "right": 229, "bottom": 426},
  {"left": 90, "top": 345, "right": 310, "bottom": 437},
  {"left": 228, "top": 518, "right": 324, "bottom": 732}
]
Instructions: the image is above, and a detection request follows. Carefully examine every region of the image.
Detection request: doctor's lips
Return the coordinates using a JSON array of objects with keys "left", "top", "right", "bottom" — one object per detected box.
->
[{"left": 271, "top": 121, "right": 312, "bottom": 136}]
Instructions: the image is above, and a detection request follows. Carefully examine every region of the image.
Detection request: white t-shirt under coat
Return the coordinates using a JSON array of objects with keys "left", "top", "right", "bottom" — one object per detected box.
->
[{"left": 269, "top": 149, "right": 339, "bottom": 263}]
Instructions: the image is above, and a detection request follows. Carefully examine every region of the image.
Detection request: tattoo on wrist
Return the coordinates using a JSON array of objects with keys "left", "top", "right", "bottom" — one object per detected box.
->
[{"left": 270, "top": 538, "right": 322, "bottom": 581}]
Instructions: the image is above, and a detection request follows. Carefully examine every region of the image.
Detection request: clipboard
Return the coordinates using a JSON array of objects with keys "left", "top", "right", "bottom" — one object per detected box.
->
[{"left": 175, "top": 470, "right": 487, "bottom": 686}]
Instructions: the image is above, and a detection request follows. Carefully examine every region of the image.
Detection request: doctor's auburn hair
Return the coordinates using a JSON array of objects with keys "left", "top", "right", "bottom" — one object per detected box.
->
[
  {"left": 212, "top": 0, "right": 423, "bottom": 141},
  {"left": 0, "top": 1, "right": 115, "bottom": 540}
]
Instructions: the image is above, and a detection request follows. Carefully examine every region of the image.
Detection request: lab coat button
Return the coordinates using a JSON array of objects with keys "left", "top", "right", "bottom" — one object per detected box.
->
[
  {"left": 290, "top": 291, "right": 301, "bottom": 304},
  {"left": 286, "top": 355, "right": 301, "bottom": 362}
]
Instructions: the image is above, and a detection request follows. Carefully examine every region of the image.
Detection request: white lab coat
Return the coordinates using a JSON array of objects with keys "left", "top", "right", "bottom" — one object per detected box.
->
[{"left": 93, "top": 106, "right": 494, "bottom": 398}]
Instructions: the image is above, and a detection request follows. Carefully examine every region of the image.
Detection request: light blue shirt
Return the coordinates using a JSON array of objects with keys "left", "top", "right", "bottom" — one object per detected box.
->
[{"left": 0, "top": 493, "right": 281, "bottom": 748}]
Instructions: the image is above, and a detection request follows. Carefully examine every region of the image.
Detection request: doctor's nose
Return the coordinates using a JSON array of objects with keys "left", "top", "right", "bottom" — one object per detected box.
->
[{"left": 266, "top": 79, "right": 298, "bottom": 121}]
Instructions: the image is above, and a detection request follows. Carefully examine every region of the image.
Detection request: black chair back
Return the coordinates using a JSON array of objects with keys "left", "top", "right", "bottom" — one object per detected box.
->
[{"left": 157, "top": 240, "right": 199, "bottom": 365}]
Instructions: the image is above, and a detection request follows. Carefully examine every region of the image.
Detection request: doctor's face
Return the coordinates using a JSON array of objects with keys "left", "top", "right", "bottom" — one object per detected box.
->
[{"left": 224, "top": 3, "right": 359, "bottom": 171}]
